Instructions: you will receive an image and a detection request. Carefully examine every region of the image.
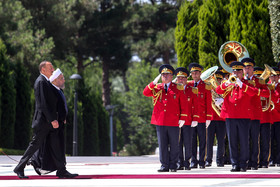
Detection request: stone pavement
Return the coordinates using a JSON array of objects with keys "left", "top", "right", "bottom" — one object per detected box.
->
[{"left": 1, "top": 154, "right": 280, "bottom": 187}]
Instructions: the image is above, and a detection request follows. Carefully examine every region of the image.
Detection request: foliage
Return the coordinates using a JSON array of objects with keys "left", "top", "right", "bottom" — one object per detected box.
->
[
  {"left": 123, "top": 62, "right": 158, "bottom": 155},
  {"left": 198, "top": 0, "right": 229, "bottom": 68},
  {"left": 13, "top": 62, "right": 32, "bottom": 149},
  {"left": 229, "top": 0, "right": 273, "bottom": 66},
  {"left": 268, "top": 0, "right": 280, "bottom": 63},
  {"left": 0, "top": 39, "right": 16, "bottom": 148},
  {"left": 175, "top": 0, "right": 203, "bottom": 68}
]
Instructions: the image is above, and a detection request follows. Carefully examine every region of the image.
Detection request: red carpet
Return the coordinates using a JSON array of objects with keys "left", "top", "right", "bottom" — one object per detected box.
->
[{"left": 1, "top": 174, "right": 280, "bottom": 180}]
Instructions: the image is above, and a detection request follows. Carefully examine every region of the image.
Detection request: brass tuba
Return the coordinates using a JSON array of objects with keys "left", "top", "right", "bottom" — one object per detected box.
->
[
  {"left": 218, "top": 41, "right": 250, "bottom": 73},
  {"left": 260, "top": 64, "right": 277, "bottom": 81},
  {"left": 201, "top": 66, "right": 223, "bottom": 116}
]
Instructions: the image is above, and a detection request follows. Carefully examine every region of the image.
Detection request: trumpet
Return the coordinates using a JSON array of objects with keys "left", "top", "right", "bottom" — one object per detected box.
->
[{"left": 229, "top": 75, "right": 237, "bottom": 83}]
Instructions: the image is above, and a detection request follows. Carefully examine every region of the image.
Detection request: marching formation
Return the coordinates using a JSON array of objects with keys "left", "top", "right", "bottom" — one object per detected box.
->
[{"left": 143, "top": 41, "right": 280, "bottom": 172}]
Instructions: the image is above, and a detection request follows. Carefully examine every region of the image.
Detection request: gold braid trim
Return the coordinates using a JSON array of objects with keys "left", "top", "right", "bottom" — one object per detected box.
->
[
  {"left": 180, "top": 114, "right": 188, "bottom": 117},
  {"left": 258, "top": 88, "right": 261, "bottom": 96},
  {"left": 244, "top": 85, "right": 248, "bottom": 93},
  {"left": 148, "top": 84, "right": 153, "bottom": 90},
  {"left": 152, "top": 89, "right": 162, "bottom": 106},
  {"left": 223, "top": 85, "right": 234, "bottom": 98}
]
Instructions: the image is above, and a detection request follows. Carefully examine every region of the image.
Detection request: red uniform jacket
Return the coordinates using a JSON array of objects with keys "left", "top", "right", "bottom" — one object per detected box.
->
[
  {"left": 246, "top": 76, "right": 270, "bottom": 121},
  {"left": 216, "top": 78, "right": 258, "bottom": 119},
  {"left": 187, "top": 80, "right": 212, "bottom": 123},
  {"left": 271, "top": 83, "right": 280, "bottom": 123},
  {"left": 143, "top": 82, "right": 187, "bottom": 126},
  {"left": 182, "top": 85, "right": 199, "bottom": 125}
]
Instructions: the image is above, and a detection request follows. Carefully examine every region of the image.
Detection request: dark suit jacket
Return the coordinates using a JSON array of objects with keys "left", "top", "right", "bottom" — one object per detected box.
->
[{"left": 32, "top": 75, "right": 58, "bottom": 130}]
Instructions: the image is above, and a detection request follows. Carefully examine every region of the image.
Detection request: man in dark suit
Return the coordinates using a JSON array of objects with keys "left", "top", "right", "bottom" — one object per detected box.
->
[
  {"left": 30, "top": 69, "right": 78, "bottom": 178},
  {"left": 14, "top": 61, "right": 59, "bottom": 179}
]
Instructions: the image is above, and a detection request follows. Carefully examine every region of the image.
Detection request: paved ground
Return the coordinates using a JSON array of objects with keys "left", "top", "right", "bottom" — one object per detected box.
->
[{"left": 1, "top": 152, "right": 280, "bottom": 187}]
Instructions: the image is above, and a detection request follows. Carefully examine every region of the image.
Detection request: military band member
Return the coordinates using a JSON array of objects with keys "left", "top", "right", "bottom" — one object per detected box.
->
[
  {"left": 216, "top": 61, "right": 259, "bottom": 172},
  {"left": 241, "top": 58, "right": 270, "bottom": 170},
  {"left": 188, "top": 63, "right": 212, "bottom": 169},
  {"left": 254, "top": 67, "right": 271, "bottom": 168},
  {"left": 175, "top": 67, "right": 198, "bottom": 170},
  {"left": 143, "top": 64, "right": 187, "bottom": 172},
  {"left": 205, "top": 70, "right": 226, "bottom": 167},
  {"left": 269, "top": 67, "right": 280, "bottom": 167}
]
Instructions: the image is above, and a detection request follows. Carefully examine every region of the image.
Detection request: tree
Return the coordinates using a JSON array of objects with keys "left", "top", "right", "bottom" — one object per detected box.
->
[
  {"left": 126, "top": 1, "right": 178, "bottom": 64},
  {"left": 268, "top": 0, "right": 280, "bottom": 63},
  {"left": 13, "top": 62, "right": 32, "bottom": 149},
  {"left": 198, "top": 0, "right": 230, "bottom": 68},
  {"left": 175, "top": 0, "right": 203, "bottom": 68},
  {"left": 229, "top": 0, "right": 273, "bottom": 66},
  {"left": 0, "top": 39, "right": 16, "bottom": 148},
  {"left": 123, "top": 62, "right": 158, "bottom": 155}
]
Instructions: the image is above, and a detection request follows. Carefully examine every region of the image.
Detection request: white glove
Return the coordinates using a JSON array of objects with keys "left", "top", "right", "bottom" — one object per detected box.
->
[
  {"left": 178, "top": 120, "right": 185, "bottom": 128},
  {"left": 215, "top": 98, "right": 224, "bottom": 107},
  {"left": 206, "top": 120, "right": 211, "bottom": 128},
  {"left": 153, "top": 74, "right": 161, "bottom": 85},
  {"left": 191, "top": 121, "right": 198, "bottom": 127},
  {"left": 236, "top": 78, "right": 243, "bottom": 88},
  {"left": 172, "top": 77, "right": 177, "bottom": 83}
]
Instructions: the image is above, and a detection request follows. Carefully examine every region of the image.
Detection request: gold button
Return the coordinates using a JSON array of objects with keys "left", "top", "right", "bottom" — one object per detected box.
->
[
  {"left": 164, "top": 110, "right": 166, "bottom": 112},
  {"left": 165, "top": 93, "right": 167, "bottom": 96},
  {"left": 165, "top": 99, "right": 167, "bottom": 100},
  {"left": 235, "top": 93, "right": 237, "bottom": 95},
  {"left": 235, "top": 98, "right": 237, "bottom": 101},
  {"left": 164, "top": 104, "right": 166, "bottom": 106},
  {"left": 234, "top": 104, "right": 237, "bottom": 106}
]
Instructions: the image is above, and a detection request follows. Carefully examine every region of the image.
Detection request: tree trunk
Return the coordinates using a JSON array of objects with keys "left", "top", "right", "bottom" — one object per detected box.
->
[
  {"left": 162, "top": 50, "right": 170, "bottom": 64},
  {"left": 102, "top": 59, "right": 111, "bottom": 107}
]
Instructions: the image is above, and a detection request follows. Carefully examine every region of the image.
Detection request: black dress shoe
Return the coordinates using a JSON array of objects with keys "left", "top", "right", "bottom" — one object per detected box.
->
[
  {"left": 217, "top": 163, "right": 224, "bottom": 167},
  {"left": 177, "top": 165, "right": 184, "bottom": 170},
  {"left": 157, "top": 167, "right": 169, "bottom": 172},
  {"left": 230, "top": 166, "right": 240, "bottom": 172},
  {"left": 185, "top": 166, "right": 191, "bottom": 170},
  {"left": 14, "top": 170, "right": 29, "bottom": 179},
  {"left": 269, "top": 161, "right": 275, "bottom": 167},
  {"left": 29, "top": 161, "right": 41, "bottom": 175},
  {"left": 170, "top": 169, "right": 177, "bottom": 172},
  {"left": 240, "top": 168, "right": 247, "bottom": 172},
  {"left": 190, "top": 164, "right": 198, "bottom": 169},
  {"left": 199, "top": 165, "right": 205, "bottom": 169},
  {"left": 205, "top": 162, "right": 212, "bottom": 167},
  {"left": 57, "top": 170, "right": 79, "bottom": 178},
  {"left": 251, "top": 166, "right": 258, "bottom": 170},
  {"left": 262, "top": 165, "right": 268, "bottom": 168}
]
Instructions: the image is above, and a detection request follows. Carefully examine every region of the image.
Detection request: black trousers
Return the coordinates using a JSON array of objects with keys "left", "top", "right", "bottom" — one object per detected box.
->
[
  {"left": 14, "top": 127, "right": 51, "bottom": 172},
  {"left": 248, "top": 120, "right": 261, "bottom": 168},
  {"left": 226, "top": 118, "right": 250, "bottom": 169},
  {"left": 191, "top": 123, "right": 206, "bottom": 166},
  {"left": 31, "top": 123, "right": 66, "bottom": 173},
  {"left": 259, "top": 123, "right": 270, "bottom": 167},
  {"left": 206, "top": 120, "right": 226, "bottom": 165},
  {"left": 178, "top": 125, "right": 193, "bottom": 167},
  {"left": 156, "top": 126, "right": 179, "bottom": 170},
  {"left": 270, "top": 122, "right": 280, "bottom": 164}
]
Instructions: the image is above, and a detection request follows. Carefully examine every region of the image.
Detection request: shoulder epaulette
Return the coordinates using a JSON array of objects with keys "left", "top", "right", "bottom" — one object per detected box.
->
[
  {"left": 177, "top": 83, "right": 184, "bottom": 91},
  {"left": 248, "top": 80, "right": 256, "bottom": 87},
  {"left": 205, "top": 83, "right": 212, "bottom": 90},
  {"left": 257, "top": 77, "right": 265, "bottom": 85},
  {"left": 155, "top": 84, "right": 160, "bottom": 89},
  {"left": 192, "top": 87, "right": 198, "bottom": 94}
]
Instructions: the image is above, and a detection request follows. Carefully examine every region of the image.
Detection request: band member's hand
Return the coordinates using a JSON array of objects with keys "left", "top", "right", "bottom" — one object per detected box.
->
[
  {"left": 153, "top": 74, "right": 161, "bottom": 85},
  {"left": 172, "top": 77, "right": 177, "bottom": 83},
  {"left": 178, "top": 120, "right": 185, "bottom": 128},
  {"left": 64, "top": 120, "right": 66, "bottom": 124},
  {"left": 191, "top": 121, "right": 198, "bottom": 127},
  {"left": 215, "top": 98, "right": 224, "bottom": 107},
  {"left": 51, "top": 120, "right": 59, "bottom": 128},
  {"left": 206, "top": 120, "right": 211, "bottom": 128},
  {"left": 236, "top": 78, "right": 243, "bottom": 88}
]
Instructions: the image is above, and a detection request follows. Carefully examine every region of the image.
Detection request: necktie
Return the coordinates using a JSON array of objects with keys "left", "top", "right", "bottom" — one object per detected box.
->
[
  {"left": 58, "top": 90, "right": 68, "bottom": 114},
  {"left": 164, "top": 84, "right": 168, "bottom": 93},
  {"left": 194, "top": 82, "right": 197, "bottom": 87}
]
